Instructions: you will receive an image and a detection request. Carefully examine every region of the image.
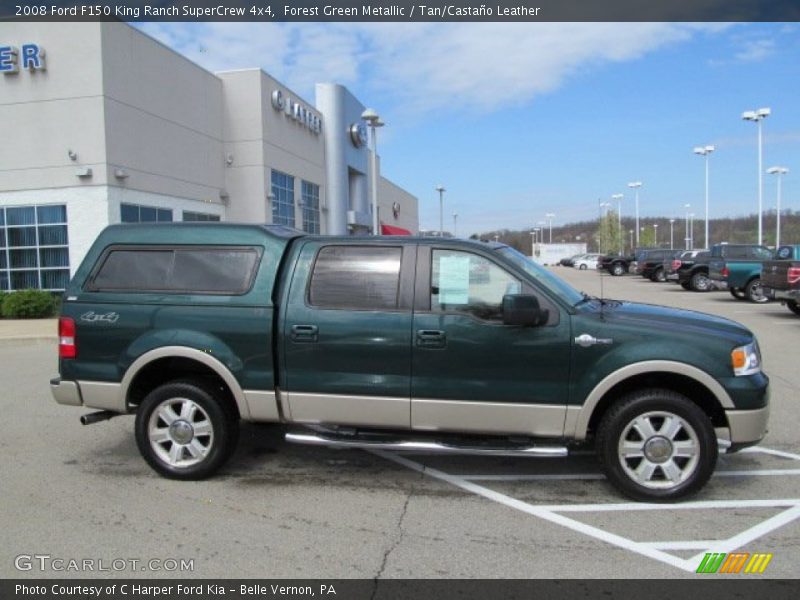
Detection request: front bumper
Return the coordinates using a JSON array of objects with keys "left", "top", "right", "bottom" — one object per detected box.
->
[
  {"left": 725, "top": 405, "right": 770, "bottom": 446},
  {"left": 50, "top": 377, "right": 82, "bottom": 406}
]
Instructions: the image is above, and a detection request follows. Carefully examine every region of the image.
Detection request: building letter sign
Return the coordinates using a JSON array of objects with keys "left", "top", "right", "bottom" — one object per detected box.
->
[
  {"left": 0, "top": 43, "right": 46, "bottom": 74},
  {"left": 271, "top": 90, "right": 322, "bottom": 134}
]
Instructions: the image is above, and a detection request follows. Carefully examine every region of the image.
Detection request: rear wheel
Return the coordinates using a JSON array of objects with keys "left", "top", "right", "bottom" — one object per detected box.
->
[
  {"left": 730, "top": 287, "right": 746, "bottom": 300},
  {"left": 745, "top": 278, "right": 769, "bottom": 303},
  {"left": 135, "top": 379, "right": 239, "bottom": 480},
  {"left": 788, "top": 300, "right": 800, "bottom": 316},
  {"left": 596, "top": 389, "right": 717, "bottom": 501},
  {"left": 690, "top": 271, "right": 711, "bottom": 292},
  {"left": 611, "top": 263, "right": 625, "bottom": 276},
  {"left": 651, "top": 268, "right": 666, "bottom": 282},
  {"left": 579, "top": 264, "right": 587, "bottom": 270}
]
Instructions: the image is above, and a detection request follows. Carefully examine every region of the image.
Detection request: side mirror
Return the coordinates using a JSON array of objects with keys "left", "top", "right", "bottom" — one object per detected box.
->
[{"left": 502, "top": 294, "right": 548, "bottom": 327}]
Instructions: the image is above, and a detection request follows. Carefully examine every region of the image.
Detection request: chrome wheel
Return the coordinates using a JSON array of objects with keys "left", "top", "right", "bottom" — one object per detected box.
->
[
  {"left": 746, "top": 279, "right": 769, "bottom": 303},
  {"left": 617, "top": 411, "right": 700, "bottom": 490},
  {"left": 147, "top": 397, "right": 214, "bottom": 468}
]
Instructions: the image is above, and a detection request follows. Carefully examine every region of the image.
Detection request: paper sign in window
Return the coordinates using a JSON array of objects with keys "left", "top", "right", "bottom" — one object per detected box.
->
[{"left": 438, "top": 255, "right": 471, "bottom": 304}]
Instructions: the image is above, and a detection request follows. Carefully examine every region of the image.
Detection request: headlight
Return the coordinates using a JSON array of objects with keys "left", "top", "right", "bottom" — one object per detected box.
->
[{"left": 731, "top": 341, "right": 761, "bottom": 376}]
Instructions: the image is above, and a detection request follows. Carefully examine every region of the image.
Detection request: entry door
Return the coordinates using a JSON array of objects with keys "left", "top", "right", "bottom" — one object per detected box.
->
[
  {"left": 410, "top": 246, "right": 571, "bottom": 437},
  {"left": 282, "top": 242, "right": 416, "bottom": 429}
]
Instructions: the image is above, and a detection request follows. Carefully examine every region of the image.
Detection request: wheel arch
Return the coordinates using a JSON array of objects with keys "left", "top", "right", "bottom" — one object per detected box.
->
[
  {"left": 122, "top": 346, "right": 249, "bottom": 419},
  {"left": 569, "top": 361, "right": 732, "bottom": 440}
]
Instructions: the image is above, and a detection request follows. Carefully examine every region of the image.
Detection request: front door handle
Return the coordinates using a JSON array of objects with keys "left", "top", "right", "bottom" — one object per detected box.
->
[
  {"left": 291, "top": 324, "right": 319, "bottom": 342},
  {"left": 417, "top": 329, "right": 446, "bottom": 349}
]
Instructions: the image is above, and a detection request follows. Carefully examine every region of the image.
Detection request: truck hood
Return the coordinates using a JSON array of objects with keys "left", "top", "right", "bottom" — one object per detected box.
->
[{"left": 599, "top": 300, "right": 752, "bottom": 343}]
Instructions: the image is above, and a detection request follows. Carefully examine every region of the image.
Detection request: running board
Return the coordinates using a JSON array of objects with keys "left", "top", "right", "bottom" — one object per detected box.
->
[{"left": 284, "top": 431, "right": 568, "bottom": 457}]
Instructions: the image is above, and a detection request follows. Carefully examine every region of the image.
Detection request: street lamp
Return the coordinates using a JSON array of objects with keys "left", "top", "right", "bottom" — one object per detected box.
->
[
  {"left": 653, "top": 223, "right": 659, "bottom": 246},
  {"left": 452, "top": 212, "right": 458, "bottom": 238},
  {"left": 742, "top": 107, "right": 771, "bottom": 245},
  {"left": 629, "top": 229, "right": 634, "bottom": 252},
  {"left": 669, "top": 219, "right": 675, "bottom": 250},
  {"left": 684, "top": 203, "right": 691, "bottom": 250},
  {"left": 693, "top": 145, "right": 715, "bottom": 249},
  {"left": 767, "top": 166, "right": 789, "bottom": 248},
  {"left": 628, "top": 182, "right": 642, "bottom": 245},
  {"left": 611, "top": 193, "right": 623, "bottom": 254},
  {"left": 435, "top": 185, "right": 446, "bottom": 237},
  {"left": 530, "top": 230, "right": 536, "bottom": 255},
  {"left": 361, "top": 108, "right": 384, "bottom": 235},
  {"left": 545, "top": 213, "right": 555, "bottom": 244}
]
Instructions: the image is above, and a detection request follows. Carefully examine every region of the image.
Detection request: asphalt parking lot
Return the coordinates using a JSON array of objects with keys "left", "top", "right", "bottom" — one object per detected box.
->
[{"left": 2, "top": 268, "right": 799, "bottom": 579}]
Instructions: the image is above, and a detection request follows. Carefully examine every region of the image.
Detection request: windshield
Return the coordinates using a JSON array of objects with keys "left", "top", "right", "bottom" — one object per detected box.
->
[{"left": 495, "top": 246, "right": 584, "bottom": 306}]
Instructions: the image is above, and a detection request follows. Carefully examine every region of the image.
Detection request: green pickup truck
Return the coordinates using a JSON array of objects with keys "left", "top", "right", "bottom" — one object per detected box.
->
[
  {"left": 50, "top": 224, "right": 770, "bottom": 501},
  {"left": 762, "top": 245, "right": 800, "bottom": 316},
  {"left": 708, "top": 244, "right": 774, "bottom": 303}
]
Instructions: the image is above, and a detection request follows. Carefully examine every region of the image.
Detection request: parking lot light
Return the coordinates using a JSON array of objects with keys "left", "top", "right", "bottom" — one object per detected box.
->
[
  {"left": 669, "top": 219, "right": 675, "bottom": 250},
  {"left": 628, "top": 182, "right": 642, "bottom": 245},
  {"left": 767, "top": 166, "right": 789, "bottom": 247},
  {"left": 694, "top": 145, "right": 715, "bottom": 249},
  {"left": 684, "top": 203, "right": 691, "bottom": 250},
  {"left": 742, "top": 108, "right": 771, "bottom": 245},
  {"left": 654, "top": 223, "right": 659, "bottom": 246},
  {"left": 545, "top": 212, "right": 555, "bottom": 243},
  {"left": 435, "top": 185, "right": 446, "bottom": 238}
]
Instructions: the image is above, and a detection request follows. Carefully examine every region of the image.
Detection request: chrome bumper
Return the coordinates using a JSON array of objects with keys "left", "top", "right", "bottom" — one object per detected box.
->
[
  {"left": 725, "top": 405, "right": 769, "bottom": 445},
  {"left": 50, "top": 378, "right": 82, "bottom": 407}
]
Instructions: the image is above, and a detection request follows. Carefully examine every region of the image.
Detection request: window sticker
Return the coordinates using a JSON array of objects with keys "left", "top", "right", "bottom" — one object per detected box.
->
[{"left": 438, "top": 255, "right": 471, "bottom": 304}]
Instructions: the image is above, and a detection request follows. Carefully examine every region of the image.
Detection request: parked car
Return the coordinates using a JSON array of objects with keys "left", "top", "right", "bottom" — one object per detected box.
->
[
  {"left": 664, "top": 250, "right": 708, "bottom": 289},
  {"left": 599, "top": 253, "right": 635, "bottom": 276},
  {"left": 573, "top": 253, "right": 602, "bottom": 270},
  {"left": 675, "top": 251, "right": 714, "bottom": 292},
  {"left": 560, "top": 253, "right": 585, "bottom": 267},
  {"left": 50, "top": 223, "right": 769, "bottom": 501},
  {"left": 761, "top": 245, "right": 800, "bottom": 316},
  {"left": 636, "top": 249, "right": 680, "bottom": 282},
  {"left": 709, "top": 244, "right": 774, "bottom": 303}
]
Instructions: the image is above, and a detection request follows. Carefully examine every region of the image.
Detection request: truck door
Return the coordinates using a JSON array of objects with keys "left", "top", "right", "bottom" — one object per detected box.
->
[
  {"left": 281, "top": 242, "right": 416, "bottom": 429},
  {"left": 410, "top": 245, "right": 571, "bottom": 437}
]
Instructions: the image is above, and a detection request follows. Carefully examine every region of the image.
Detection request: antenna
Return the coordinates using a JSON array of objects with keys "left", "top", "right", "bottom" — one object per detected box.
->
[{"left": 599, "top": 257, "right": 606, "bottom": 319}]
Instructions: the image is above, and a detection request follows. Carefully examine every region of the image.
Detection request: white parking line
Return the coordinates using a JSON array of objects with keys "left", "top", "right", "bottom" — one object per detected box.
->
[
  {"left": 536, "top": 498, "right": 800, "bottom": 513},
  {"left": 463, "top": 468, "right": 800, "bottom": 481},
  {"left": 640, "top": 540, "right": 719, "bottom": 550},
  {"left": 744, "top": 446, "right": 800, "bottom": 461}
]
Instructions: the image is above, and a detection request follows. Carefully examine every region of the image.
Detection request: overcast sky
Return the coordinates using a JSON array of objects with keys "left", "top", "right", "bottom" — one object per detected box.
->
[{"left": 139, "top": 22, "right": 800, "bottom": 236}]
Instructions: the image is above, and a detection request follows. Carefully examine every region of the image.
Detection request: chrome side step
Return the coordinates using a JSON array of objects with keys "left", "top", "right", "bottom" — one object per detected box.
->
[{"left": 284, "top": 431, "right": 568, "bottom": 457}]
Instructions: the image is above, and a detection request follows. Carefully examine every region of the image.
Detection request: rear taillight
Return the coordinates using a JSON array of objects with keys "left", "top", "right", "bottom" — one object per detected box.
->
[
  {"left": 671, "top": 260, "right": 681, "bottom": 270},
  {"left": 59, "top": 317, "right": 76, "bottom": 359},
  {"left": 721, "top": 266, "right": 730, "bottom": 278},
  {"left": 789, "top": 267, "right": 800, "bottom": 285}
]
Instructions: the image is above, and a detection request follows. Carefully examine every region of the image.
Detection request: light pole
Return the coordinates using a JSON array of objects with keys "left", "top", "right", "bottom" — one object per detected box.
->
[
  {"left": 545, "top": 213, "right": 555, "bottom": 244},
  {"left": 742, "top": 107, "right": 771, "bottom": 245},
  {"left": 693, "top": 145, "right": 715, "bottom": 249},
  {"left": 669, "top": 219, "right": 675, "bottom": 250},
  {"left": 628, "top": 181, "right": 642, "bottom": 245},
  {"left": 684, "top": 203, "right": 691, "bottom": 250},
  {"left": 653, "top": 223, "right": 659, "bottom": 246},
  {"left": 689, "top": 213, "right": 695, "bottom": 250},
  {"left": 612, "top": 193, "right": 623, "bottom": 254},
  {"left": 361, "top": 108, "right": 384, "bottom": 235},
  {"left": 452, "top": 212, "right": 458, "bottom": 238},
  {"left": 435, "top": 185, "right": 446, "bottom": 237},
  {"left": 530, "top": 230, "right": 536, "bottom": 256},
  {"left": 629, "top": 229, "right": 634, "bottom": 252},
  {"left": 767, "top": 166, "right": 789, "bottom": 248}
]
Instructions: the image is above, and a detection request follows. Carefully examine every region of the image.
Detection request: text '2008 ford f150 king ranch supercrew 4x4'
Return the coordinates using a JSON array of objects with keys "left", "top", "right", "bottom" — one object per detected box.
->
[{"left": 50, "top": 224, "right": 769, "bottom": 501}]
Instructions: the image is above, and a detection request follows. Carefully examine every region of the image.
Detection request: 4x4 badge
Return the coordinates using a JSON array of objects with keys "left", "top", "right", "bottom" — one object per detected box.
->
[
  {"left": 80, "top": 311, "right": 120, "bottom": 324},
  {"left": 575, "top": 334, "right": 613, "bottom": 347}
]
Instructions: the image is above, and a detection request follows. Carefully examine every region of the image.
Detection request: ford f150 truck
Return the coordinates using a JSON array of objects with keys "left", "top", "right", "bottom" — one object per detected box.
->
[
  {"left": 761, "top": 245, "right": 800, "bottom": 317},
  {"left": 50, "top": 224, "right": 770, "bottom": 502},
  {"left": 708, "top": 244, "right": 774, "bottom": 303}
]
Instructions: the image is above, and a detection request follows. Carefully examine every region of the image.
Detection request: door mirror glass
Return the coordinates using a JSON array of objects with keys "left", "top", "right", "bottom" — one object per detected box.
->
[{"left": 502, "top": 294, "right": 547, "bottom": 327}]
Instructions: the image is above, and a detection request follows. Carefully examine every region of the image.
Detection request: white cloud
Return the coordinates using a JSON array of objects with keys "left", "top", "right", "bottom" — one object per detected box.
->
[
  {"left": 734, "top": 39, "right": 776, "bottom": 62},
  {"left": 138, "top": 22, "right": 728, "bottom": 114}
]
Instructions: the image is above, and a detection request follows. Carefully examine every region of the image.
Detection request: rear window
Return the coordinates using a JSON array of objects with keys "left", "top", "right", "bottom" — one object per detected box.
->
[
  {"left": 89, "top": 246, "right": 260, "bottom": 294},
  {"left": 309, "top": 246, "right": 402, "bottom": 310},
  {"left": 776, "top": 246, "right": 795, "bottom": 260}
]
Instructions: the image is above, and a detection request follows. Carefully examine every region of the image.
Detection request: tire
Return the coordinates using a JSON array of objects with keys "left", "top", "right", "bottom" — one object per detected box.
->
[
  {"left": 596, "top": 389, "right": 717, "bottom": 502},
  {"left": 579, "top": 264, "right": 587, "bottom": 270},
  {"left": 745, "top": 278, "right": 769, "bottom": 304},
  {"left": 611, "top": 263, "right": 625, "bottom": 277},
  {"left": 690, "top": 271, "right": 711, "bottom": 292},
  {"left": 680, "top": 281, "right": 691, "bottom": 290},
  {"left": 730, "top": 287, "right": 746, "bottom": 300},
  {"left": 650, "top": 268, "right": 665, "bottom": 283},
  {"left": 788, "top": 300, "right": 800, "bottom": 316},
  {"left": 135, "top": 379, "right": 239, "bottom": 480}
]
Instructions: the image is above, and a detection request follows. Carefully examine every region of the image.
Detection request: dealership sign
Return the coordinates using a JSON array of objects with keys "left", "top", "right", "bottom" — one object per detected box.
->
[
  {"left": 0, "top": 43, "right": 46, "bottom": 74},
  {"left": 271, "top": 90, "right": 322, "bottom": 134}
]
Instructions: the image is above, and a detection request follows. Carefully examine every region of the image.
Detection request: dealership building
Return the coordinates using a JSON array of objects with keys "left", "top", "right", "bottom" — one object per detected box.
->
[{"left": 0, "top": 22, "right": 418, "bottom": 291}]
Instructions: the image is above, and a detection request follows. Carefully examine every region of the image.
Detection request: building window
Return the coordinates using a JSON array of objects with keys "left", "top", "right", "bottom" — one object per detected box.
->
[
  {"left": 0, "top": 204, "right": 70, "bottom": 291},
  {"left": 301, "top": 181, "right": 320, "bottom": 234},
  {"left": 120, "top": 203, "right": 173, "bottom": 223},
  {"left": 183, "top": 211, "right": 221, "bottom": 222},
  {"left": 271, "top": 170, "right": 295, "bottom": 228}
]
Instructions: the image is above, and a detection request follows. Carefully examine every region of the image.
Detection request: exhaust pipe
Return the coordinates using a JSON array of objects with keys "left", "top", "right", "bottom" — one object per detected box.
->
[{"left": 80, "top": 411, "right": 118, "bottom": 426}]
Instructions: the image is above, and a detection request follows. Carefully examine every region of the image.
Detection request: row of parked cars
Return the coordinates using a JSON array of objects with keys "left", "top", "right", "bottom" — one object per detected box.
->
[
  {"left": 559, "top": 253, "right": 603, "bottom": 270},
  {"left": 593, "top": 244, "right": 800, "bottom": 316}
]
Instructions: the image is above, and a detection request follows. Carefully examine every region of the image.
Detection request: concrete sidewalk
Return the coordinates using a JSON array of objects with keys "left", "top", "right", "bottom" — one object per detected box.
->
[{"left": 0, "top": 318, "right": 57, "bottom": 340}]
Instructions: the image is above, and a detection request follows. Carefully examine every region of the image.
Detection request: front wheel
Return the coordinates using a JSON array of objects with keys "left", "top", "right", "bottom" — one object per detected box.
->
[
  {"left": 596, "top": 389, "right": 717, "bottom": 501},
  {"left": 611, "top": 263, "right": 625, "bottom": 276},
  {"left": 788, "top": 300, "right": 800, "bottom": 316},
  {"left": 690, "top": 271, "right": 711, "bottom": 292},
  {"left": 579, "top": 264, "right": 587, "bottom": 270},
  {"left": 730, "top": 287, "right": 746, "bottom": 300},
  {"left": 135, "top": 379, "right": 239, "bottom": 480},
  {"left": 745, "top": 278, "right": 769, "bottom": 304}
]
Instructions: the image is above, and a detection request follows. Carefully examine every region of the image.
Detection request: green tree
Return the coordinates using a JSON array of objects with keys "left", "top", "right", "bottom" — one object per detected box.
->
[{"left": 597, "top": 211, "right": 623, "bottom": 254}]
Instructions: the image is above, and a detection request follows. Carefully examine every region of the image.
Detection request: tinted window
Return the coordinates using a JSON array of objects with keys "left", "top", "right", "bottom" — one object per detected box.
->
[
  {"left": 432, "top": 250, "right": 520, "bottom": 321},
  {"left": 727, "top": 246, "right": 748, "bottom": 259},
  {"left": 776, "top": 246, "right": 795, "bottom": 260},
  {"left": 309, "top": 246, "right": 402, "bottom": 310},
  {"left": 90, "top": 247, "right": 259, "bottom": 294},
  {"left": 750, "top": 247, "right": 773, "bottom": 260}
]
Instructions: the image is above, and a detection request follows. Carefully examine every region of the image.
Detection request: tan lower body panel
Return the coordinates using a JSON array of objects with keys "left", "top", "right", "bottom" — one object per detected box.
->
[
  {"left": 285, "top": 392, "right": 410, "bottom": 428},
  {"left": 726, "top": 405, "right": 770, "bottom": 444},
  {"left": 243, "top": 390, "right": 280, "bottom": 422},
  {"left": 411, "top": 398, "right": 567, "bottom": 437},
  {"left": 78, "top": 381, "right": 125, "bottom": 412}
]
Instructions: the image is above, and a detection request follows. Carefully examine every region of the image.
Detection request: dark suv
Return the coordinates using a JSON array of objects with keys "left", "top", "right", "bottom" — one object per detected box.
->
[{"left": 636, "top": 249, "right": 680, "bottom": 282}]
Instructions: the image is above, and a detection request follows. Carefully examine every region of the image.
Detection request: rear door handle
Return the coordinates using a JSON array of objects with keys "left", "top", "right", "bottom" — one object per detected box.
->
[
  {"left": 416, "top": 329, "right": 446, "bottom": 349},
  {"left": 291, "top": 324, "right": 319, "bottom": 342}
]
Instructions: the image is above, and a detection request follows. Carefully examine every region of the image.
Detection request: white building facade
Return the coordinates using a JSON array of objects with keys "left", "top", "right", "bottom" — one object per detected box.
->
[{"left": 0, "top": 22, "right": 418, "bottom": 291}]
